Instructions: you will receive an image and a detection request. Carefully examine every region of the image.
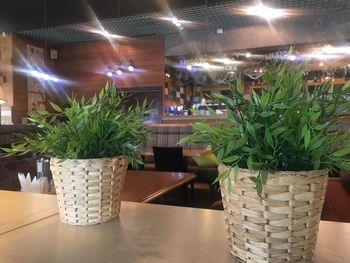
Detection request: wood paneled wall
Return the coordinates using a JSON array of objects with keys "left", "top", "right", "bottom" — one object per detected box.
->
[
  {"left": 55, "top": 37, "right": 165, "bottom": 99},
  {"left": 11, "top": 34, "right": 55, "bottom": 123}
]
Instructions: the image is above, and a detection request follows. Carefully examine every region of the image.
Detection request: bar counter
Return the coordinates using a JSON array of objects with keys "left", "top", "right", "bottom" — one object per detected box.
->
[{"left": 0, "top": 191, "right": 350, "bottom": 262}]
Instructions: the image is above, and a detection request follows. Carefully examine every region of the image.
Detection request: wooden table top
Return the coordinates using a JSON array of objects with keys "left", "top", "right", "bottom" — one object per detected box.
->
[
  {"left": 0, "top": 190, "right": 58, "bottom": 235},
  {"left": 122, "top": 170, "right": 196, "bottom": 203},
  {"left": 0, "top": 195, "right": 349, "bottom": 263},
  {"left": 141, "top": 148, "right": 210, "bottom": 157}
]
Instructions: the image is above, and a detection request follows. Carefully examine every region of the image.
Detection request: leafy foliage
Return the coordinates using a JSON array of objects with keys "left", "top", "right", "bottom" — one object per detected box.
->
[
  {"left": 2, "top": 82, "right": 151, "bottom": 167},
  {"left": 180, "top": 61, "right": 350, "bottom": 196}
]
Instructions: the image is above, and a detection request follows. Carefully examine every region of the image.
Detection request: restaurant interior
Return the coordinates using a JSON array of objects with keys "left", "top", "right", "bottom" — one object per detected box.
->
[{"left": 0, "top": 1, "right": 350, "bottom": 262}]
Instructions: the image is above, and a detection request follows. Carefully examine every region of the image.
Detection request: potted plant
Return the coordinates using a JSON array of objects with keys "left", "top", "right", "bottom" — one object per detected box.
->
[
  {"left": 3, "top": 82, "right": 150, "bottom": 226},
  {"left": 180, "top": 61, "right": 350, "bottom": 262}
]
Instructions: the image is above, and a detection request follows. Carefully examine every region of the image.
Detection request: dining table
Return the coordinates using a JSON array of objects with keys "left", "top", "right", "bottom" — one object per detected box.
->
[
  {"left": 0, "top": 191, "right": 349, "bottom": 263},
  {"left": 122, "top": 170, "right": 196, "bottom": 203},
  {"left": 141, "top": 148, "right": 210, "bottom": 157}
]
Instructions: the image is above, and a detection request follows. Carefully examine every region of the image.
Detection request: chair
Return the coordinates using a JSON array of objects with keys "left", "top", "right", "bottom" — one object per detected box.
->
[
  {"left": 153, "top": 147, "right": 193, "bottom": 204},
  {"left": 153, "top": 147, "right": 187, "bottom": 172}
]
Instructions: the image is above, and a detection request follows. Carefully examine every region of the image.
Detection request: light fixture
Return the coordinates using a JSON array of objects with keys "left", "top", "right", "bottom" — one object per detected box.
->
[
  {"left": 106, "top": 71, "right": 113, "bottom": 77},
  {"left": 90, "top": 29, "right": 122, "bottom": 40},
  {"left": 243, "top": 3, "right": 288, "bottom": 20},
  {"left": 128, "top": 61, "right": 135, "bottom": 72},
  {"left": 171, "top": 17, "right": 182, "bottom": 27},
  {"left": 288, "top": 55, "right": 296, "bottom": 61},
  {"left": 116, "top": 68, "right": 123, "bottom": 75},
  {"left": 186, "top": 65, "right": 193, "bottom": 71},
  {"left": 212, "top": 58, "right": 240, "bottom": 65},
  {"left": 245, "top": 52, "right": 252, "bottom": 58},
  {"left": 319, "top": 61, "right": 324, "bottom": 67}
]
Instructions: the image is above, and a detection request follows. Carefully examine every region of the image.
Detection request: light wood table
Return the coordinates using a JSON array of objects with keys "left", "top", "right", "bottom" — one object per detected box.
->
[
  {"left": 122, "top": 170, "right": 196, "bottom": 203},
  {"left": 0, "top": 192, "right": 349, "bottom": 263},
  {"left": 0, "top": 190, "right": 58, "bottom": 235},
  {"left": 141, "top": 148, "right": 210, "bottom": 157}
]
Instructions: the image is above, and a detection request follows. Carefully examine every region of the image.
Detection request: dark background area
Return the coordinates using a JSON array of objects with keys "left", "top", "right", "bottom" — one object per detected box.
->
[{"left": 0, "top": 0, "right": 229, "bottom": 32}]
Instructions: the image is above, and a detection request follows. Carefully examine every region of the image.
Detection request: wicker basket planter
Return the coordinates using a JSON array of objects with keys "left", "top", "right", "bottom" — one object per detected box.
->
[
  {"left": 50, "top": 156, "right": 128, "bottom": 226},
  {"left": 219, "top": 164, "right": 329, "bottom": 263}
]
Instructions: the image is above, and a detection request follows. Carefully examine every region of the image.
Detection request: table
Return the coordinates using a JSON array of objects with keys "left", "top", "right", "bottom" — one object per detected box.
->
[
  {"left": 0, "top": 190, "right": 58, "bottom": 235},
  {"left": 0, "top": 192, "right": 349, "bottom": 263},
  {"left": 141, "top": 148, "right": 210, "bottom": 157},
  {"left": 122, "top": 170, "right": 196, "bottom": 203}
]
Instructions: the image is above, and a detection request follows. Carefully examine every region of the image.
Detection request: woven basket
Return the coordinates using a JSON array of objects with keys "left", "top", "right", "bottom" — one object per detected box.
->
[
  {"left": 50, "top": 156, "right": 128, "bottom": 226},
  {"left": 219, "top": 164, "right": 328, "bottom": 263}
]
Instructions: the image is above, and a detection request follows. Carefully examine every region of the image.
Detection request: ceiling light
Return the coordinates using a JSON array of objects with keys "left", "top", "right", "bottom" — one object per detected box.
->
[
  {"left": 243, "top": 4, "right": 287, "bottom": 20},
  {"left": 128, "top": 64, "right": 134, "bottom": 72},
  {"left": 116, "top": 68, "right": 123, "bottom": 75},
  {"left": 106, "top": 71, "right": 113, "bottom": 77},
  {"left": 245, "top": 52, "right": 252, "bottom": 58},
  {"left": 186, "top": 65, "right": 193, "bottom": 71},
  {"left": 303, "top": 53, "right": 339, "bottom": 60},
  {"left": 175, "top": 23, "right": 182, "bottom": 27},
  {"left": 212, "top": 58, "right": 240, "bottom": 65},
  {"left": 172, "top": 17, "right": 179, "bottom": 24},
  {"left": 90, "top": 29, "right": 122, "bottom": 39},
  {"left": 321, "top": 45, "right": 350, "bottom": 54}
]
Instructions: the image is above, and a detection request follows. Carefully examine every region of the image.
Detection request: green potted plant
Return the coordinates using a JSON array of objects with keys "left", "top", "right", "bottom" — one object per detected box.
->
[
  {"left": 3, "top": 82, "right": 150, "bottom": 226},
  {"left": 180, "top": 61, "right": 350, "bottom": 262}
]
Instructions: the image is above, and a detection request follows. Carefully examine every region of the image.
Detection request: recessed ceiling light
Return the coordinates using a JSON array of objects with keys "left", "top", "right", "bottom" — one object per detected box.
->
[
  {"left": 116, "top": 69, "right": 123, "bottom": 75},
  {"left": 245, "top": 52, "right": 252, "bottom": 58},
  {"left": 243, "top": 4, "right": 287, "bottom": 20},
  {"left": 106, "top": 71, "right": 113, "bottom": 77}
]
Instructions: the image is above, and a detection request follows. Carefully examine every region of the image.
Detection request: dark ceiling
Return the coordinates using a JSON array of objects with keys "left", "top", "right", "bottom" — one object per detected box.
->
[{"left": 0, "top": 0, "right": 229, "bottom": 33}]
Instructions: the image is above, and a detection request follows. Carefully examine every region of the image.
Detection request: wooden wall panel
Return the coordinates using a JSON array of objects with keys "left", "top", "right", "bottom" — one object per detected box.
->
[
  {"left": 11, "top": 34, "right": 55, "bottom": 123},
  {"left": 55, "top": 37, "right": 165, "bottom": 98}
]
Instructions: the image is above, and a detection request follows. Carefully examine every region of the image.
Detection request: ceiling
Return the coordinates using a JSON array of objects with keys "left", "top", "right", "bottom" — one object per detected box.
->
[
  {"left": 4, "top": 0, "right": 350, "bottom": 45},
  {"left": 0, "top": 0, "right": 228, "bottom": 32}
]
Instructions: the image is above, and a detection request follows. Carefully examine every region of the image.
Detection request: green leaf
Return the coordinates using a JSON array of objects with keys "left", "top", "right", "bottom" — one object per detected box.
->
[
  {"left": 304, "top": 130, "right": 311, "bottom": 149},
  {"left": 50, "top": 102, "right": 62, "bottom": 112},
  {"left": 222, "top": 155, "right": 240, "bottom": 164},
  {"left": 333, "top": 148, "right": 350, "bottom": 157},
  {"left": 260, "top": 111, "right": 275, "bottom": 118}
]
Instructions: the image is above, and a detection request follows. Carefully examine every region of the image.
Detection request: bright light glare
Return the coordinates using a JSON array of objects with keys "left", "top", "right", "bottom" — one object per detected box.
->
[
  {"left": 90, "top": 29, "right": 122, "bottom": 39},
  {"left": 303, "top": 53, "right": 340, "bottom": 60},
  {"left": 246, "top": 52, "right": 252, "bottom": 58},
  {"left": 194, "top": 62, "right": 222, "bottom": 71},
  {"left": 186, "top": 65, "right": 192, "bottom": 70},
  {"left": 243, "top": 4, "right": 287, "bottom": 20},
  {"left": 107, "top": 71, "right": 113, "bottom": 77},
  {"left": 212, "top": 58, "right": 241, "bottom": 64},
  {"left": 288, "top": 55, "right": 296, "bottom": 61},
  {"left": 116, "top": 69, "right": 123, "bottom": 75},
  {"left": 321, "top": 45, "right": 350, "bottom": 54},
  {"left": 128, "top": 65, "right": 134, "bottom": 72},
  {"left": 30, "top": 70, "right": 59, "bottom": 82}
]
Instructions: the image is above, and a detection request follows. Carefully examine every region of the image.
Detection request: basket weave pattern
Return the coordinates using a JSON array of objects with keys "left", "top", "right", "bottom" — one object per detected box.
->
[
  {"left": 51, "top": 156, "right": 128, "bottom": 225},
  {"left": 219, "top": 165, "right": 328, "bottom": 263}
]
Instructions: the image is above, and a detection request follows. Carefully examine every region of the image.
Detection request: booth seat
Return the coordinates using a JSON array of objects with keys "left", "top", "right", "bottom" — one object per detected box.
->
[{"left": 144, "top": 124, "right": 220, "bottom": 198}]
